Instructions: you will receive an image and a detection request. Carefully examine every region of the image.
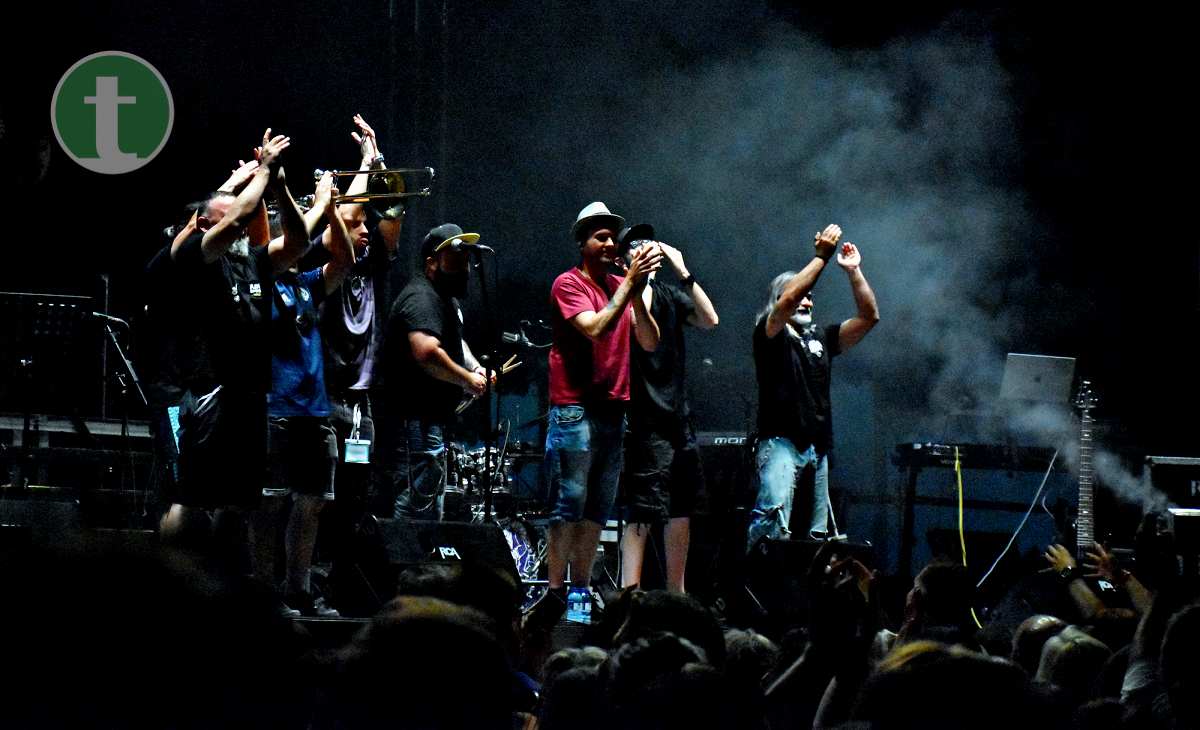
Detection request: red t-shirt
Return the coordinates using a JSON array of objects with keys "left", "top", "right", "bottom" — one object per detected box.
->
[{"left": 548, "top": 267, "right": 632, "bottom": 405}]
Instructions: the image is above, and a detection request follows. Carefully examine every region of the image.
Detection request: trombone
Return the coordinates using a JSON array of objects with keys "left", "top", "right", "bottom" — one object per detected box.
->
[{"left": 298, "top": 166, "right": 435, "bottom": 218}]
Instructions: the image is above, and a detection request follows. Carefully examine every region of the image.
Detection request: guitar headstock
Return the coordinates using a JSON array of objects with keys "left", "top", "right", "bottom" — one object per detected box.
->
[{"left": 1074, "top": 379, "right": 1098, "bottom": 414}]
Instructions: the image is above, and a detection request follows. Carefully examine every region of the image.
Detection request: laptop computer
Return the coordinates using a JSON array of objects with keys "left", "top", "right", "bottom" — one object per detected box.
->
[{"left": 999, "top": 353, "right": 1076, "bottom": 404}]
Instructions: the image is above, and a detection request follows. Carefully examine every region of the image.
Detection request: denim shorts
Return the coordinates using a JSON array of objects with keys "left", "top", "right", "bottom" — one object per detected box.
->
[{"left": 543, "top": 402, "right": 627, "bottom": 524}]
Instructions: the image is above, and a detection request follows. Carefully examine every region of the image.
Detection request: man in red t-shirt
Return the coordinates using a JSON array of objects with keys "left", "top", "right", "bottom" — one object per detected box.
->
[{"left": 526, "top": 202, "right": 663, "bottom": 630}]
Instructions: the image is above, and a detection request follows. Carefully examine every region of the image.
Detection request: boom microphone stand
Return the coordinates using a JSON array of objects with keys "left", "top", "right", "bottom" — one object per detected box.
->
[{"left": 464, "top": 243, "right": 501, "bottom": 523}]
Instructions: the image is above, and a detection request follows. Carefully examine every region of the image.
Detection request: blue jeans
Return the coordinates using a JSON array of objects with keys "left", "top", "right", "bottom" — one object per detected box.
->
[
  {"left": 543, "top": 403, "right": 626, "bottom": 524},
  {"left": 746, "top": 437, "right": 829, "bottom": 552},
  {"left": 390, "top": 419, "right": 446, "bottom": 520}
]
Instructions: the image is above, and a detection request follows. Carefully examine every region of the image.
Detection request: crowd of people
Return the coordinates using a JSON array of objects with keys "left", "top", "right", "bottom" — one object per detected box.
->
[{"left": 4, "top": 521, "right": 1198, "bottom": 728}]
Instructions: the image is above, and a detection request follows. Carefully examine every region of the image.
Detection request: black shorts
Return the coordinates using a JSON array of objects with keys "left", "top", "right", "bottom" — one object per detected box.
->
[
  {"left": 623, "top": 425, "right": 706, "bottom": 524},
  {"left": 265, "top": 416, "right": 338, "bottom": 500},
  {"left": 176, "top": 386, "right": 268, "bottom": 510},
  {"left": 328, "top": 391, "right": 376, "bottom": 503}
]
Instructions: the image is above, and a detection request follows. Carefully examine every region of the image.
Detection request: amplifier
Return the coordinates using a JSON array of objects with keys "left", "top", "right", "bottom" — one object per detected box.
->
[{"left": 1147, "top": 455, "right": 1200, "bottom": 508}]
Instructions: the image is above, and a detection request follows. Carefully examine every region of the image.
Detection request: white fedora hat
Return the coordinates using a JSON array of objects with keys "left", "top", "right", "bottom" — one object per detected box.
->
[{"left": 571, "top": 201, "right": 625, "bottom": 241}]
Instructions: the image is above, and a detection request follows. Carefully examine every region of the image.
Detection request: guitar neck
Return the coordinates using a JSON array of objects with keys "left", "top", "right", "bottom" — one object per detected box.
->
[{"left": 1076, "top": 408, "right": 1095, "bottom": 556}]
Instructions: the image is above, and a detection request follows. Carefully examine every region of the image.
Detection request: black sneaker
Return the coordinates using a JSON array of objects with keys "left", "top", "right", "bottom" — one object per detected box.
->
[
  {"left": 521, "top": 587, "right": 567, "bottom": 636},
  {"left": 287, "top": 591, "right": 341, "bottom": 618}
]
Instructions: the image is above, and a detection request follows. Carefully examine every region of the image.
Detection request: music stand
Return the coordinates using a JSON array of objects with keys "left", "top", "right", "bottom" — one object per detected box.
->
[{"left": 0, "top": 292, "right": 93, "bottom": 490}]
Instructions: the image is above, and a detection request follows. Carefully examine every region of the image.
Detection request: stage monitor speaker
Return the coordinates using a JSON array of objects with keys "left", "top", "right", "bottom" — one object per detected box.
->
[{"left": 329, "top": 518, "right": 518, "bottom": 618}]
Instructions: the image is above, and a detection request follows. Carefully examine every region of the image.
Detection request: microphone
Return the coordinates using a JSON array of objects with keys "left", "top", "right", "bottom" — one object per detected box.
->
[
  {"left": 448, "top": 241, "right": 495, "bottom": 253},
  {"left": 91, "top": 312, "right": 131, "bottom": 329}
]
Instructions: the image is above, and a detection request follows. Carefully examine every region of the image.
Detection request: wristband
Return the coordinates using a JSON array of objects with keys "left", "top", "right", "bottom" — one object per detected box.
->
[
  {"left": 1058, "top": 566, "right": 1080, "bottom": 583},
  {"left": 370, "top": 153, "right": 386, "bottom": 167},
  {"left": 681, "top": 274, "right": 696, "bottom": 289}
]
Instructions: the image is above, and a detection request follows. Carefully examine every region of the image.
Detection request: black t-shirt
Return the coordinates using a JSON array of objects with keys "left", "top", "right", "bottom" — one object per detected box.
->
[
  {"left": 173, "top": 231, "right": 274, "bottom": 393},
  {"left": 631, "top": 278, "right": 695, "bottom": 440},
  {"left": 753, "top": 317, "right": 841, "bottom": 454},
  {"left": 383, "top": 274, "right": 464, "bottom": 421},
  {"left": 139, "top": 244, "right": 212, "bottom": 405}
]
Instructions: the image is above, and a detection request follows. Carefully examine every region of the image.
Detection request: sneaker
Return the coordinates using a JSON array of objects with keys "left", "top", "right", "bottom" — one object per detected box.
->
[
  {"left": 521, "top": 587, "right": 567, "bottom": 636},
  {"left": 278, "top": 600, "right": 302, "bottom": 619},
  {"left": 287, "top": 591, "right": 341, "bottom": 618}
]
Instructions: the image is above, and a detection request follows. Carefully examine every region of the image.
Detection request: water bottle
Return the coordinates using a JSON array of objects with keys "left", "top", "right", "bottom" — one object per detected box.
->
[{"left": 565, "top": 586, "right": 591, "bottom": 624}]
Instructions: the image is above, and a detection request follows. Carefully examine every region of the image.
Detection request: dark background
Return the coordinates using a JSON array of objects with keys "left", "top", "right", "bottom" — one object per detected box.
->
[{"left": 2, "top": 2, "right": 1195, "bottom": 565}]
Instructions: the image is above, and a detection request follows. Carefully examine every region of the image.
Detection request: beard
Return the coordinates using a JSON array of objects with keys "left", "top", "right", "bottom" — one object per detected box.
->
[
  {"left": 228, "top": 235, "right": 251, "bottom": 259},
  {"left": 791, "top": 310, "right": 813, "bottom": 328},
  {"left": 433, "top": 270, "right": 469, "bottom": 299}
]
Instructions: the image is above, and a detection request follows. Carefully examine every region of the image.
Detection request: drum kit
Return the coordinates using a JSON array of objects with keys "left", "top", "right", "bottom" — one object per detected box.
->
[{"left": 441, "top": 440, "right": 550, "bottom": 608}]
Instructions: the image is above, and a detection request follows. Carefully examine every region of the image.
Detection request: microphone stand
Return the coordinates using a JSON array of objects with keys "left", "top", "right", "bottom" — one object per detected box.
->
[
  {"left": 468, "top": 246, "right": 500, "bottom": 524},
  {"left": 103, "top": 323, "right": 148, "bottom": 525}
]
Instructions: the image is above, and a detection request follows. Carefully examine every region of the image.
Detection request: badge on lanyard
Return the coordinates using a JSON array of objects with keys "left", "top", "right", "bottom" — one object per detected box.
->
[{"left": 344, "top": 402, "right": 371, "bottom": 464}]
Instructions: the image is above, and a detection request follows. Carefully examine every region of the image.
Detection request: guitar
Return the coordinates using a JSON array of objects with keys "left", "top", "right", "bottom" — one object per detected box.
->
[
  {"left": 1070, "top": 381, "right": 1129, "bottom": 601},
  {"left": 1074, "top": 380, "right": 1098, "bottom": 561}
]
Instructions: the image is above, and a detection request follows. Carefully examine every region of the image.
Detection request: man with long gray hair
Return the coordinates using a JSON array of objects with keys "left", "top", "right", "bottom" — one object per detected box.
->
[{"left": 746, "top": 224, "right": 879, "bottom": 551}]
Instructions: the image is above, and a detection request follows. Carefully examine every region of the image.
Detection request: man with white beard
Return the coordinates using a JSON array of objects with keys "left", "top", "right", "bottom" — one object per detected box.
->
[
  {"left": 746, "top": 224, "right": 879, "bottom": 551},
  {"left": 163, "top": 130, "right": 312, "bottom": 566}
]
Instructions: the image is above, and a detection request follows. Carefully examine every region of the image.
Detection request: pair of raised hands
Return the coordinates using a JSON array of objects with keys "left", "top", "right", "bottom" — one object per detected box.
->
[{"left": 813, "top": 223, "right": 863, "bottom": 270}]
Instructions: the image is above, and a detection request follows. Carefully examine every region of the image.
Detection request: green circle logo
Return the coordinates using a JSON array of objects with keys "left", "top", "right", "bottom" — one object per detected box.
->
[{"left": 51, "top": 51, "right": 173, "bottom": 175}]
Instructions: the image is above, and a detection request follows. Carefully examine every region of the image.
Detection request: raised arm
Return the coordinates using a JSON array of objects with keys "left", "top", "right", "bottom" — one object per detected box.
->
[
  {"left": 1045, "top": 544, "right": 1107, "bottom": 621},
  {"left": 659, "top": 242, "right": 718, "bottom": 329},
  {"left": 320, "top": 177, "right": 356, "bottom": 295},
  {"left": 220, "top": 158, "right": 269, "bottom": 245},
  {"left": 630, "top": 280, "right": 661, "bottom": 352},
  {"left": 195, "top": 166, "right": 273, "bottom": 263},
  {"left": 338, "top": 114, "right": 382, "bottom": 214},
  {"left": 835, "top": 242, "right": 880, "bottom": 353},
  {"left": 569, "top": 243, "right": 663, "bottom": 340},
  {"left": 764, "top": 224, "right": 839, "bottom": 339},
  {"left": 1084, "top": 542, "right": 1154, "bottom": 615},
  {"left": 171, "top": 159, "right": 262, "bottom": 257},
  {"left": 256, "top": 129, "right": 310, "bottom": 274}
]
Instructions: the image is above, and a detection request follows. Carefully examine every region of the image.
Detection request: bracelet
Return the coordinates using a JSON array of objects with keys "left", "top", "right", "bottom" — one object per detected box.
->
[
  {"left": 1058, "top": 566, "right": 1080, "bottom": 583},
  {"left": 370, "top": 153, "right": 386, "bottom": 167},
  {"left": 681, "top": 274, "right": 696, "bottom": 289}
]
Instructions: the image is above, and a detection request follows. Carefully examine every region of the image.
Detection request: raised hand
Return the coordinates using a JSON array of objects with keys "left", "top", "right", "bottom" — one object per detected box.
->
[
  {"left": 313, "top": 170, "right": 335, "bottom": 212},
  {"left": 657, "top": 242, "right": 687, "bottom": 276},
  {"left": 836, "top": 242, "right": 862, "bottom": 271},
  {"left": 257, "top": 129, "right": 291, "bottom": 171},
  {"left": 1043, "top": 543, "right": 1077, "bottom": 573},
  {"left": 219, "top": 159, "right": 261, "bottom": 193},
  {"left": 1083, "top": 542, "right": 1122, "bottom": 582},
  {"left": 351, "top": 114, "right": 379, "bottom": 163},
  {"left": 626, "top": 241, "right": 664, "bottom": 286},
  {"left": 813, "top": 223, "right": 842, "bottom": 261}
]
